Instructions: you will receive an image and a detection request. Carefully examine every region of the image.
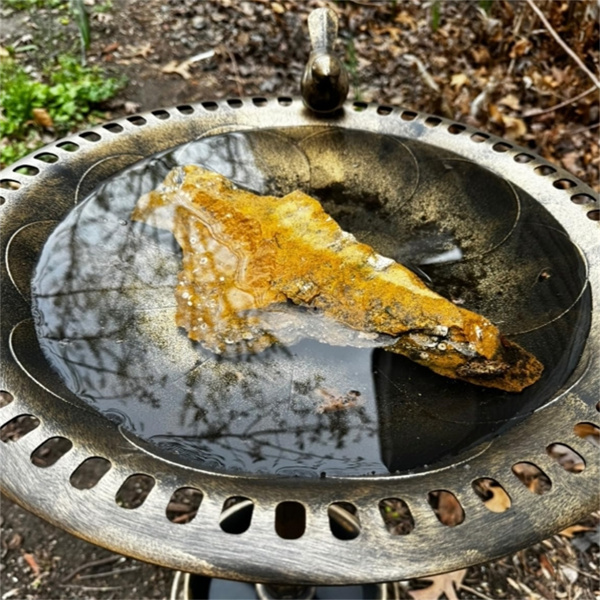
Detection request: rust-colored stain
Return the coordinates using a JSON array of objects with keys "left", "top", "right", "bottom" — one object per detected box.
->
[{"left": 132, "top": 165, "right": 543, "bottom": 392}]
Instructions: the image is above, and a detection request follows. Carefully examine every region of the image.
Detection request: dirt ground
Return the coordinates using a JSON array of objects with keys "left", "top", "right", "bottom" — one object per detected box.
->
[{"left": 1, "top": 1, "right": 599, "bottom": 599}]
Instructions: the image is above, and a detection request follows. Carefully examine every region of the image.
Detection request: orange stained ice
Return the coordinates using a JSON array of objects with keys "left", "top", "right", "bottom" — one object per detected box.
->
[{"left": 132, "top": 165, "right": 543, "bottom": 392}]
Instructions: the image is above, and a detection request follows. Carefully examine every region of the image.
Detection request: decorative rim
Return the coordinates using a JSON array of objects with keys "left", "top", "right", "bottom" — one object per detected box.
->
[{"left": 1, "top": 97, "right": 598, "bottom": 584}]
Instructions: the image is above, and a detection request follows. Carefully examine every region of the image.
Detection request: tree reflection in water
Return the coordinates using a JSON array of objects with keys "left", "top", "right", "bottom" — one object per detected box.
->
[{"left": 30, "top": 127, "right": 590, "bottom": 476}]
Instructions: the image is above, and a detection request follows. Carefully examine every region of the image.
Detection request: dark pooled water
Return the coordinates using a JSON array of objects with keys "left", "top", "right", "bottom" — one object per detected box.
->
[{"left": 29, "top": 127, "right": 590, "bottom": 476}]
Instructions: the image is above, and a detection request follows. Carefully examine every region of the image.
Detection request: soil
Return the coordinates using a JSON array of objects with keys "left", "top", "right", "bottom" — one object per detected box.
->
[{"left": 1, "top": 1, "right": 599, "bottom": 599}]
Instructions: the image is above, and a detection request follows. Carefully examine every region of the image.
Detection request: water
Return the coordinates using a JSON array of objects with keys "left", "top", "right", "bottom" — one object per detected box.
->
[{"left": 28, "top": 127, "right": 590, "bottom": 476}]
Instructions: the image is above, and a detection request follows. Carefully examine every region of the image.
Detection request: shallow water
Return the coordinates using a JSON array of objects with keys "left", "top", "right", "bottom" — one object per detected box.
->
[{"left": 30, "top": 127, "right": 590, "bottom": 476}]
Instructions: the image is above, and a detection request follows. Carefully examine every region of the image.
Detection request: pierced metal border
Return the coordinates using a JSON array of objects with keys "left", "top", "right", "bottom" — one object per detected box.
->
[{"left": 1, "top": 98, "right": 598, "bottom": 584}]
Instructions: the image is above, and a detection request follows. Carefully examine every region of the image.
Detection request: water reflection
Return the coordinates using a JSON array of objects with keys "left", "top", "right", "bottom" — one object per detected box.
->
[{"left": 29, "top": 127, "right": 590, "bottom": 475}]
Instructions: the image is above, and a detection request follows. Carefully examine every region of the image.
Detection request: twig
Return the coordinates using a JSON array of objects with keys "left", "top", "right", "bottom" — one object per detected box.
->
[
  {"left": 459, "top": 583, "right": 495, "bottom": 600},
  {"left": 523, "top": 86, "right": 597, "bottom": 117},
  {"left": 224, "top": 47, "right": 244, "bottom": 97},
  {"left": 76, "top": 566, "right": 141, "bottom": 581},
  {"left": 59, "top": 584, "right": 124, "bottom": 591},
  {"left": 523, "top": 0, "right": 600, "bottom": 90},
  {"left": 62, "top": 555, "right": 123, "bottom": 583},
  {"left": 571, "top": 122, "right": 600, "bottom": 136}
]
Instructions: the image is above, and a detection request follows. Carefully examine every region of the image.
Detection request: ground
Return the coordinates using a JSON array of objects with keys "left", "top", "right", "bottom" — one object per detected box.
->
[{"left": 0, "top": 1, "right": 599, "bottom": 599}]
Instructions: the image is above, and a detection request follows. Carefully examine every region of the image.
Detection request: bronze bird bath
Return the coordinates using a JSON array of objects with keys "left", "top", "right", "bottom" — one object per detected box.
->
[{"left": 0, "top": 7, "right": 598, "bottom": 593}]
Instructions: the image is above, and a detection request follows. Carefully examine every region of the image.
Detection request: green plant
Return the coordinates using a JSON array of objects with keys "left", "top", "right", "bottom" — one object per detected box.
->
[
  {"left": 345, "top": 37, "right": 362, "bottom": 102},
  {"left": 431, "top": 0, "right": 441, "bottom": 31},
  {"left": 478, "top": 0, "right": 494, "bottom": 13},
  {"left": 0, "top": 55, "right": 125, "bottom": 165},
  {"left": 3, "top": 0, "right": 65, "bottom": 9}
]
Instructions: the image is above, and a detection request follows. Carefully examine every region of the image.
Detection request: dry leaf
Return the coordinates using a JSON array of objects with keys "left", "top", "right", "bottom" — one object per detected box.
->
[
  {"left": 23, "top": 552, "right": 41, "bottom": 576},
  {"left": 510, "top": 38, "right": 531, "bottom": 59},
  {"left": 408, "top": 570, "right": 467, "bottom": 600},
  {"left": 559, "top": 524, "right": 594, "bottom": 538},
  {"left": 32, "top": 108, "right": 53, "bottom": 129},
  {"left": 498, "top": 93, "right": 521, "bottom": 111},
  {"left": 450, "top": 73, "right": 469, "bottom": 90},
  {"left": 394, "top": 11, "right": 417, "bottom": 30},
  {"left": 270, "top": 2, "right": 285, "bottom": 14},
  {"left": 503, "top": 115, "right": 527, "bottom": 140},
  {"left": 161, "top": 60, "right": 192, "bottom": 80},
  {"left": 483, "top": 484, "right": 511, "bottom": 513}
]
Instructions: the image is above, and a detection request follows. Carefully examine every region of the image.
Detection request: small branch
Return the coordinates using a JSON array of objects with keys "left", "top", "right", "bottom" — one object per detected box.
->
[
  {"left": 570, "top": 122, "right": 599, "bottom": 136},
  {"left": 459, "top": 583, "right": 495, "bottom": 600},
  {"left": 524, "top": 0, "right": 600, "bottom": 90},
  {"left": 224, "top": 47, "right": 244, "bottom": 97},
  {"left": 523, "top": 86, "right": 597, "bottom": 117}
]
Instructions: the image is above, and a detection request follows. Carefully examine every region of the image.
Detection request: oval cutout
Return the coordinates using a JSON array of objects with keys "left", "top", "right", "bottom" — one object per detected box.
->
[
  {"left": 534, "top": 165, "right": 556, "bottom": 176},
  {"left": 56, "top": 141, "right": 79, "bottom": 152},
  {"left": 427, "top": 490, "right": 465, "bottom": 526},
  {"left": 0, "top": 391, "right": 14, "bottom": 409},
  {"left": 115, "top": 474, "right": 155, "bottom": 509},
  {"left": 328, "top": 502, "right": 360, "bottom": 540},
  {"left": 220, "top": 497, "right": 254, "bottom": 534},
  {"left": 553, "top": 178, "right": 576, "bottom": 190},
  {"left": 471, "top": 132, "right": 489, "bottom": 142},
  {"left": 70, "top": 457, "right": 111, "bottom": 489},
  {"left": 512, "top": 462, "right": 552, "bottom": 495},
  {"left": 587, "top": 209, "right": 600, "bottom": 221},
  {"left": 79, "top": 131, "right": 101, "bottom": 142},
  {"left": 570, "top": 193, "right": 597, "bottom": 205},
  {"left": 377, "top": 105, "right": 393, "bottom": 116},
  {"left": 127, "top": 115, "right": 147, "bottom": 126},
  {"left": 34, "top": 152, "right": 59, "bottom": 163},
  {"left": 0, "top": 414, "right": 40, "bottom": 443},
  {"left": 102, "top": 123, "right": 124, "bottom": 133},
  {"left": 166, "top": 487, "right": 204, "bottom": 524},
  {"left": 177, "top": 105, "right": 194, "bottom": 115},
  {"left": 13, "top": 165, "right": 39, "bottom": 176},
  {"left": 0, "top": 179, "right": 21, "bottom": 190},
  {"left": 448, "top": 123, "right": 466, "bottom": 135},
  {"left": 472, "top": 478, "right": 511, "bottom": 513},
  {"left": 492, "top": 142, "right": 512, "bottom": 152},
  {"left": 546, "top": 443, "right": 585, "bottom": 473},
  {"left": 31, "top": 436, "right": 73, "bottom": 467},
  {"left": 574, "top": 422, "right": 599, "bottom": 447},
  {"left": 275, "top": 501, "right": 306, "bottom": 539},
  {"left": 152, "top": 109, "right": 170, "bottom": 120},
  {"left": 378, "top": 498, "right": 414, "bottom": 535},
  {"left": 514, "top": 153, "right": 534, "bottom": 163}
]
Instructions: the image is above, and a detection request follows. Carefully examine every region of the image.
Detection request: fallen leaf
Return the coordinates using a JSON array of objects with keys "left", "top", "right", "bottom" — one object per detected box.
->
[
  {"left": 124, "top": 101, "right": 140, "bottom": 114},
  {"left": 498, "top": 93, "right": 521, "bottom": 111},
  {"left": 270, "top": 2, "right": 284, "bottom": 14},
  {"left": 483, "top": 484, "right": 511, "bottom": 513},
  {"left": 559, "top": 524, "right": 594, "bottom": 538},
  {"left": 32, "top": 108, "right": 53, "bottom": 129},
  {"left": 503, "top": 115, "right": 527, "bottom": 140},
  {"left": 450, "top": 73, "right": 469, "bottom": 90},
  {"left": 510, "top": 38, "right": 531, "bottom": 59},
  {"left": 408, "top": 570, "right": 467, "bottom": 600},
  {"left": 102, "top": 41, "right": 119, "bottom": 54},
  {"left": 394, "top": 10, "right": 417, "bottom": 29},
  {"left": 161, "top": 59, "right": 192, "bottom": 80},
  {"left": 23, "top": 552, "right": 40, "bottom": 577}
]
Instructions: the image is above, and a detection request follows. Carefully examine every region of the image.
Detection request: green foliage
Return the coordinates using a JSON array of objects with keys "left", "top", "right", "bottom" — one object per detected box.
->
[
  {"left": 344, "top": 38, "right": 362, "bottom": 102},
  {"left": 3, "top": 0, "right": 65, "bottom": 9},
  {"left": 0, "top": 55, "right": 125, "bottom": 165},
  {"left": 70, "top": 0, "right": 91, "bottom": 55},
  {"left": 430, "top": 0, "right": 441, "bottom": 32},
  {"left": 478, "top": 0, "right": 494, "bottom": 13}
]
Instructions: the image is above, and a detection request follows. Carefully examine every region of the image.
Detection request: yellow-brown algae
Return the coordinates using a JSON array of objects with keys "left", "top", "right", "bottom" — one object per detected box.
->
[{"left": 132, "top": 165, "right": 543, "bottom": 392}]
